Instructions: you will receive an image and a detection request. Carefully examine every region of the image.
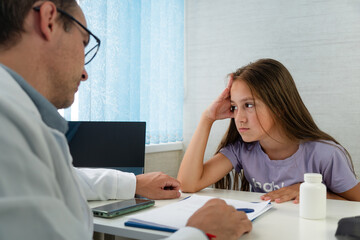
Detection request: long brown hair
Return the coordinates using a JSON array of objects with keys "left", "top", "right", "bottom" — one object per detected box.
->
[{"left": 214, "top": 58, "right": 355, "bottom": 191}]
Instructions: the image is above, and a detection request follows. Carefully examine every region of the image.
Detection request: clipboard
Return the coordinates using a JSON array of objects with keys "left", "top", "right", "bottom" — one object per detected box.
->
[{"left": 124, "top": 195, "right": 272, "bottom": 232}]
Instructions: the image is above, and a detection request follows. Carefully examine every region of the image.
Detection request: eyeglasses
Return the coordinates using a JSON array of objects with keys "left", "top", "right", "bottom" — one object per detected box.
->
[{"left": 33, "top": 6, "right": 101, "bottom": 65}]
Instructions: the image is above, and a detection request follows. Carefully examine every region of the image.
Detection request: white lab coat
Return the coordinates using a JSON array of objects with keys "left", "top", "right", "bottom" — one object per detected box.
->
[
  {"left": 0, "top": 66, "right": 92, "bottom": 239},
  {"left": 0, "top": 65, "right": 206, "bottom": 240}
]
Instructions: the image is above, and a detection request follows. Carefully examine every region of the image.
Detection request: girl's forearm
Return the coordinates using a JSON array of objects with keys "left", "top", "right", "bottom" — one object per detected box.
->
[
  {"left": 177, "top": 112, "right": 214, "bottom": 192},
  {"left": 327, "top": 191, "right": 347, "bottom": 200}
]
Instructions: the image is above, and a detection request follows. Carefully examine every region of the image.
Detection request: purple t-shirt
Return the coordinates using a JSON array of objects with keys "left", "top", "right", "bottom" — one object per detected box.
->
[{"left": 220, "top": 140, "right": 358, "bottom": 193}]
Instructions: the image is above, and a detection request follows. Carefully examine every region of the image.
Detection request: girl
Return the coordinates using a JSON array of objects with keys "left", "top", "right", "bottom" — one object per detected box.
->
[{"left": 177, "top": 58, "right": 360, "bottom": 203}]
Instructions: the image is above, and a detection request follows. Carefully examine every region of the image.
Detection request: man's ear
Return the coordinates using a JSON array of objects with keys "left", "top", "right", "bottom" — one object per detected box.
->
[{"left": 37, "top": 2, "right": 59, "bottom": 41}]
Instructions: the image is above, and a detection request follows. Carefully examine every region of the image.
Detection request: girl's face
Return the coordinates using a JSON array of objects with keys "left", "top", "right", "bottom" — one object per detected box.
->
[{"left": 230, "top": 79, "right": 277, "bottom": 143}]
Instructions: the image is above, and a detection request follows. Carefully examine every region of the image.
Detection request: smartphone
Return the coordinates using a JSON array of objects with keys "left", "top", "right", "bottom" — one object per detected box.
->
[{"left": 92, "top": 198, "right": 155, "bottom": 218}]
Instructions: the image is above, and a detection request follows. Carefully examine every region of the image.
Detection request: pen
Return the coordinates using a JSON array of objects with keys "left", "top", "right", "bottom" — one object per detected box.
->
[
  {"left": 236, "top": 208, "right": 254, "bottom": 213},
  {"left": 181, "top": 196, "right": 191, "bottom": 201},
  {"left": 206, "top": 233, "right": 216, "bottom": 239}
]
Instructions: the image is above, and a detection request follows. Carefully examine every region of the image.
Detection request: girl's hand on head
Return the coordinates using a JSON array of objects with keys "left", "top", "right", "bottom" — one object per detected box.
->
[
  {"left": 205, "top": 74, "right": 234, "bottom": 122},
  {"left": 227, "top": 73, "right": 234, "bottom": 89},
  {"left": 260, "top": 183, "right": 301, "bottom": 204}
]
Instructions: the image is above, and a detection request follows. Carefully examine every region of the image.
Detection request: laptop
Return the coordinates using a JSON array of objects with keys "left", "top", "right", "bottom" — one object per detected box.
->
[{"left": 66, "top": 121, "right": 146, "bottom": 175}]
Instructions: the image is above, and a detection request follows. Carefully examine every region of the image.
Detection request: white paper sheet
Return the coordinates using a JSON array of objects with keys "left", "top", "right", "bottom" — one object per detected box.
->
[{"left": 127, "top": 194, "right": 272, "bottom": 230}]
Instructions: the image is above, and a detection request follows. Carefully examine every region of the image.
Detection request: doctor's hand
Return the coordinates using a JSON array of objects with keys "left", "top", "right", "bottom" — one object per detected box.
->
[
  {"left": 135, "top": 172, "right": 181, "bottom": 199},
  {"left": 260, "top": 183, "right": 301, "bottom": 204},
  {"left": 187, "top": 198, "right": 252, "bottom": 240},
  {"left": 205, "top": 74, "right": 234, "bottom": 122}
]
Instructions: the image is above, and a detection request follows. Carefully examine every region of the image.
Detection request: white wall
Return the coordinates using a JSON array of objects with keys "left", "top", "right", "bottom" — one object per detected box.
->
[{"left": 184, "top": 0, "right": 360, "bottom": 176}]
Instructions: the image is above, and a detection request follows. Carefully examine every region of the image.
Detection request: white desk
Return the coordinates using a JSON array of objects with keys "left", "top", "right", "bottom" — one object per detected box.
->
[{"left": 89, "top": 188, "right": 360, "bottom": 240}]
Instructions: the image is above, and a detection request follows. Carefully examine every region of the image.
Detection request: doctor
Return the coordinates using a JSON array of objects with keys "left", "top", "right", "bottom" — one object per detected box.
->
[{"left": 0, "top": 0, "right": 252, "bottom": 239}]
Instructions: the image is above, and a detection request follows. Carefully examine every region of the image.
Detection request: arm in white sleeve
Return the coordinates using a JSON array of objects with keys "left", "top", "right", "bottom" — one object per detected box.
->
[
  {"left": 162, "top": 227, "right": 208, "bottom": 240},
  {"left": 74, "top": 167, "right": 136, "bottom": 200}
]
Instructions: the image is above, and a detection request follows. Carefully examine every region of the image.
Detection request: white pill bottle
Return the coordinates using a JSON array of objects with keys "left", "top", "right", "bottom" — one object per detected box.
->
[{"left": 299, "top": 173, "right": 326, "bottom": 219}]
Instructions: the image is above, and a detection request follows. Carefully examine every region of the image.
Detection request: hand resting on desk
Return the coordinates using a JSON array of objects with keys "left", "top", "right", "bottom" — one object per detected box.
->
[
  {"left": 187, "top": 198, "right": 252, "bottom": 240},
  {"left": 135, "top": 172, "right": 181, "bottom": 199},
  {"left": 260, "top": 182, "right": 358, "bottom": 203},
  {"left": 260, "top": 183, "right": 301, "bottom": 204}
]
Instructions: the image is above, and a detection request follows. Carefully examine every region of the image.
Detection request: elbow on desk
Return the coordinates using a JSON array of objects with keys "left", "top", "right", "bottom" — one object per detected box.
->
[
  {"left": 178, "top": 176, "right": 206, "bottom": 193},
  {"left": 180, "top": 187, "right": 198, "bottom": 193},
  {"left": 179, "top": 182, "right": 203, "bottom": 193}
]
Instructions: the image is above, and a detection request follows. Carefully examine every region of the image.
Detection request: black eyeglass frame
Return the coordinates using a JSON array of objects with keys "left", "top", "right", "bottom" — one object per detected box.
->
[{"left": 33, "top": 6, "right": 101, "bottom": 65}]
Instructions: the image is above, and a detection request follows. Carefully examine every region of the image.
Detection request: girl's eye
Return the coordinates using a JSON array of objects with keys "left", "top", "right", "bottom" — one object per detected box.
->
[
  {"left": 245, "top": 103, "right": 254, "bottom": 108},
  {"left": 230, "top": 105, "right": 237, "bottom": 112}
]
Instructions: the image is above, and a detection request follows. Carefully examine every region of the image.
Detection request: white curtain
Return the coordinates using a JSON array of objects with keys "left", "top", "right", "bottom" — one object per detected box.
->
[{"left": 65, "top": 0, "right": 184, "bottom": 144}]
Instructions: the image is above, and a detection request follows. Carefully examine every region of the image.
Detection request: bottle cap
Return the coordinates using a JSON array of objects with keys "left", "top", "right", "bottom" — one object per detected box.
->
[{"left": 304, "top": 173, "right": 322, "bottom": 183}]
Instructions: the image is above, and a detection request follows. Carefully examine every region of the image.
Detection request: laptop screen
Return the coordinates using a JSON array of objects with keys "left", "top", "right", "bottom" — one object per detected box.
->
[{"left": 66, "top": 121, "right": 146, "bottom": 175}]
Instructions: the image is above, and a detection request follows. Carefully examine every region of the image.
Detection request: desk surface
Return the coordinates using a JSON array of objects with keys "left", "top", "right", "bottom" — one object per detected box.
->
[{"left": 89, "top": 188, "right": 360, "bottom": 240}]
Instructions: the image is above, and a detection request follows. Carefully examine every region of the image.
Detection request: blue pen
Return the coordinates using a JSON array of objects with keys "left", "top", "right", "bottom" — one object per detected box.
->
[
  {"left": 181, "top": 196, "right": 191, "bottom": 201},
  {"left": 236, "top": 208, "right": 254, "bottom": 213}
]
